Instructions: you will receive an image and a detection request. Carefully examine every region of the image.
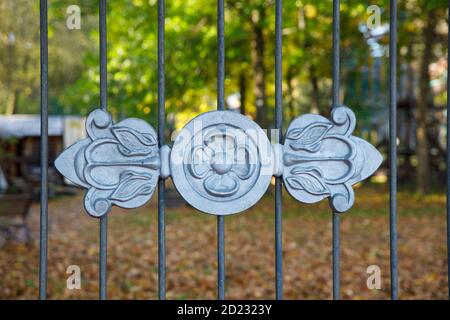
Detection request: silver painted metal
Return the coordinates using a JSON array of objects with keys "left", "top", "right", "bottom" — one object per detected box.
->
[
  {"left": 282, "top": 106, "right": 382, "bottom": 213},
  {"left": 170, "top": 110, "right": 273, "bottom": 215},
  {"left": 55, "top": 106, "right": 381, "bottom": 217},
  {"left": 160, "top": 145, "right": 171, "bottom": 179},
  {"left": 272, "top": 143, "right": 284, "bottom": 177},
  {"left": 55, "top": 108, "right": 160, "bottom": 217}
]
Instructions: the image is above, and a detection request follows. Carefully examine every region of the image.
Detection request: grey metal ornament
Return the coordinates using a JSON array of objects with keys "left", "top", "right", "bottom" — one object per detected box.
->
[
  {"left": 54, "top": 106, "right": 381, "bottom": 217},
  {"left": 55, "top": 108, "right": 160, "bottom": 217},
  {"left": 282, "top": 106, "right": 382, "bottom": 213},
  {"left": 170, "top": 110, "right": 274, "bottom": 215}
]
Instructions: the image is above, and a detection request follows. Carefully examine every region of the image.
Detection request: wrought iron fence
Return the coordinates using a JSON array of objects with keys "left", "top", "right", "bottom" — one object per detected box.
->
[{"left": 35, "top": 0, "right": 449, "bottom": 300}]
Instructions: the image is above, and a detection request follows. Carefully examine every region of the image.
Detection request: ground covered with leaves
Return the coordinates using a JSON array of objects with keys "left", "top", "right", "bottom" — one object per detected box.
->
[{"left": 0, "top": 184, "right": 447, "bottom": 299}]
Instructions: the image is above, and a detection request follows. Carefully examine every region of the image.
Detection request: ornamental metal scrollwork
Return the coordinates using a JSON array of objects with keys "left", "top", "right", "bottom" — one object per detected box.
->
[
  {"left": 55, "top": 106, "right": 382, "bottom": 217},
  {"left": 55, "top": 108, "right": 160, "bottom": 217},
  {"left": 282, "top": 106, "right": 382, "bottom": 213}
]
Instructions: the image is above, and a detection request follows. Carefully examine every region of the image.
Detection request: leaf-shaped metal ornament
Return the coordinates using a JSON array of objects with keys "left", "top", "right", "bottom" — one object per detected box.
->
[
  {"left": 286, "top": 167, "right": 330, "bottom": 196},
  {"left": 286, "top": 122, "right": 332, "bottom": 152},
  {"left": 112, "top": 127, "right": 157, "bottom": 156},
  {"left": 282, "top": 106, "right": 382, "bottom": 213},
  {"left": 109, "top": 171, "right": 154, "bottom": 202},
  {"left": 54, "top": 108, "right": 160, "bottom": 217}
]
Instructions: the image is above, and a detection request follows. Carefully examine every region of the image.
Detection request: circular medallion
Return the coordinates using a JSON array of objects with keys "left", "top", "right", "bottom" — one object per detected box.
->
[{"left": 171, "top": 111, "right": 273, "bottom": 215}]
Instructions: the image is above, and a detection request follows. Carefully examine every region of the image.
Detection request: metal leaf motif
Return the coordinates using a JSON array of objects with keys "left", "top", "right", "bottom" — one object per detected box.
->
[
  {"left": 286, "top": 122, "right": 332, "bottom": 152},
  {"left": 112, "top": 126, "right": 157, "bottom": 156},
  {"left": 110, "top": 171, "right": 154, "bottom": 202},
  {"left": 286, "top": 168, "right": 330, "bottom": 196},
  {"left": 54, "top": 108, "right": 160, "bottom": 217}
]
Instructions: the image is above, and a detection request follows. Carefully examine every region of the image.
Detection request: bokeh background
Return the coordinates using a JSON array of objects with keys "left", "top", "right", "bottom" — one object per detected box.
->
[{"left": 0, "top": 0, "right": 449, "bottom": 299}]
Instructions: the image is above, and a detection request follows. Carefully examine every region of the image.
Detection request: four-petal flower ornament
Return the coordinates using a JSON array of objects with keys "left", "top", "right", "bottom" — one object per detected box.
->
[
  {"left": 188, "top": 126, "right": 255, "bottom": 198},
  {"left": 54, "top": 106, "right": 382, "bottom": 217},
  {"left": 170, "top": 111, "right": 273, "bottom": 215}
]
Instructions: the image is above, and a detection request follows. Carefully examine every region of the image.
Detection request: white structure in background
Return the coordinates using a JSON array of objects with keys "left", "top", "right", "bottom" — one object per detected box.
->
[
  {"left": 0, "top": 115, "right": 85, "bottom": 147},
  {"left": 0, "top": 115, "right": 86, "bottom": 185}
]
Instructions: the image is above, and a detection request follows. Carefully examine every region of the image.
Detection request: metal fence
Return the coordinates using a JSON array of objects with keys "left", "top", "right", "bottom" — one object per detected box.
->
[{"left": 36, "top": 0, "right": 449, "bottom": 300}]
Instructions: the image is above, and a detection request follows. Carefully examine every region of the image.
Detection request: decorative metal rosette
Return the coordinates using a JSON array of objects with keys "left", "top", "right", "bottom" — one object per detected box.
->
[
  {"left": 170, "top": 111, "right": 273, "bottom": 215},
  {"left": 55, "top": 109, "right": 160, "bottom": 217}
]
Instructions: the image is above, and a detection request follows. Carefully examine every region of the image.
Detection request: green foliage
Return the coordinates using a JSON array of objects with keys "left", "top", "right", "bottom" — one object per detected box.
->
[
  {"left": 0, "top": 0, "right": 97, "bottom": 115},
  {"left": 425, "top": 0, "right": 448, "bottom": 11},
  {"left": 62, "top": 0, "right": 375, "bottom": 125},
  {"left": 0, "top": 0, "right": 448, "bottom": 135}
]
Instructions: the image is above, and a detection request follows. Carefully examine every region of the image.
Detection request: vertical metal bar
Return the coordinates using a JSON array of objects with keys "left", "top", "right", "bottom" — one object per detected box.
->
[
  {"left": 389, "top": 0, "right": 398, "bottom": 300},
  {"left": 331, "top": 0, "right": 340, "bottom": 301},
  {"left": 39, "top": 0, "right": 48, "bottom": 300},
  {"left": 217, "top": 0, "right": 225, "bottom": 111},
  {"left": 217, "top": 0, "right": 225, "bottom": 300},
  {"left": 100, "top": 0, "right": 108, "bottom": 112},
  {"left": 99, "top": 0, "right": 108, "bottom": 300},
  {"left": 157, "top": 0, "right": 166, "bottom": 300},
  {"left": 332, "top": 0, "right": 340, "bottom": 107},
  {"left": 217, "top": 217, "right": 225, "bottom": 299},
  {"left": 275, "top": 183, "right": 283, "bottom": 301},
  {"left": 274, "top": 0, "right": 283, "bottom": 300},
  {"left": 332, "top": 213, "right": 340, "bottom": 299},
  {"left": 447, "top": 0, "right": 450, "bottom": 299},
  {"left": 99, "top": 216, "right": 107, "bottom": 299}
]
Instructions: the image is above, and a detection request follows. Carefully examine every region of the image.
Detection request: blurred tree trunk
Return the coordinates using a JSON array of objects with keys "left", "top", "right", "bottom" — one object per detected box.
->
[
  {"left": 286, "top": 65, "right": 296, "bottom": 119},
  {"left": 5, "top": 89, "right": 18, "bottom": 115},
  {"left": 239, "top": 72, "right": 246, "bottom": 115},
  {"left": 309, "top": 65, "right": 320, "bottom": 114},
  {"left": 404, "top": 43, "right": 415, "bottom": 177},
  {"left": 416, "top": 10, "right": 436, "bottom": 194},
  {"left": 251, "top": 7, "right": 267, "bottom": 128}
]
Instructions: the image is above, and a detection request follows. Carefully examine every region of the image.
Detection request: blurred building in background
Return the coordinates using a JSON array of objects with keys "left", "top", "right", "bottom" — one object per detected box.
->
[{"left": 0, "top": 115, "right": 85, "bottom": 194}]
